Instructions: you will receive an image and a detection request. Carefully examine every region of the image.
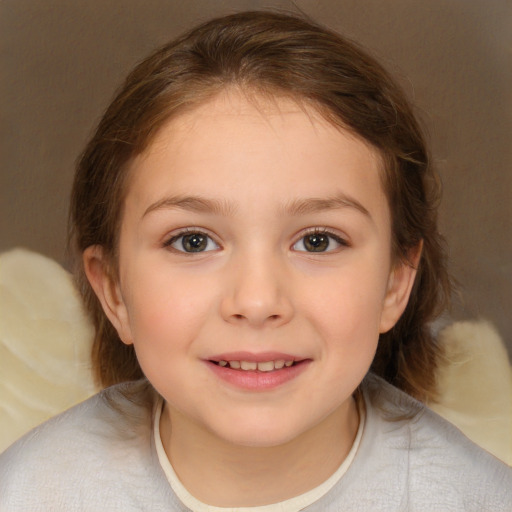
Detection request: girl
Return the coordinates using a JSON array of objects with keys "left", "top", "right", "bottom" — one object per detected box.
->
[{"left": 1, "top": 10, "right": 511, "bottom": 511}]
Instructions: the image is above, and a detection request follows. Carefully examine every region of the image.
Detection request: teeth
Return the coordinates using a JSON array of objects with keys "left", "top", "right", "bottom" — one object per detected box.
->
[
  {"left": 217, "top": 360, "right": 295, "bottom": 371},
  {"left": 257, "top": 361, "right": 275, "bottom": 372}
]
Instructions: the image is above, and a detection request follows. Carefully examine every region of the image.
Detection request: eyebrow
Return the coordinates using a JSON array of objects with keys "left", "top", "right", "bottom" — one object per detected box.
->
[
  {"left": 143, "top": 195, "right": 237, "bottom": 218},
  {"left": 142, "top": 193, "right": 371, "bottom": 220},
  {"left": 282, "top": 194, "right": 371, "bottom": 218}
]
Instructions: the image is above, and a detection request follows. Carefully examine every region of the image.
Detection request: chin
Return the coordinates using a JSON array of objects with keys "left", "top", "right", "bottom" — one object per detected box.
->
[{"left": 210, "top": 415, "right": 308, "bottom": 449}]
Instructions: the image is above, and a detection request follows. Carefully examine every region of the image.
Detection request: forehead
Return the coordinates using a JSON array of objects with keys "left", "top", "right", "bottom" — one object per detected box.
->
[
  {"left": 125, "top": 91, "right": 388, "bottom": 223},
  {"left": 146, "top": 90, "right": 378, "bottom": 152}
]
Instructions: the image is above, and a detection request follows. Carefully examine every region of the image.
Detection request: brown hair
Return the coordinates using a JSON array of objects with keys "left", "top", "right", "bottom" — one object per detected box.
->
[{"left": 70, "top": 10, "right": 451, "bottom": 401}]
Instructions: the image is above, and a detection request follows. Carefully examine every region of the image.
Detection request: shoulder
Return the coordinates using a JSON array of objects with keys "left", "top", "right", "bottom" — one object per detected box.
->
[
  {"left": 0, "top": 379, "right": 156, "bottom": 459},
  {"left": 0, "top": 380, "right": 174, "bottom": 511},
  {"left": 357, "top": 373, "right": 512, "bottom": 510}
]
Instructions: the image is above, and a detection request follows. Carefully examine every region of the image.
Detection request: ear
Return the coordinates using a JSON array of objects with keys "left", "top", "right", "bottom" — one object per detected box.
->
[
  {"left": 379, "top": 242, "right": 423, "bottom": 333},
  {"left": 83, "top": 245, "right": 133, "bottom": 345}
]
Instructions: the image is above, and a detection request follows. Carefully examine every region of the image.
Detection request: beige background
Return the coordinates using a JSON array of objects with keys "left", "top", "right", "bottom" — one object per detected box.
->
[{"left": 1, "top": 0, "right": 511, "bottom": 353}]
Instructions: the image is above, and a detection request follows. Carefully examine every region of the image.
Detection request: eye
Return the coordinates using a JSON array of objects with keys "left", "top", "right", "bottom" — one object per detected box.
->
[
  {"left": 165, "top": 231, "right": 219, "bottom": 253},
  {"left": 292, "top": 230, "right": 347, "bottom": 253}
]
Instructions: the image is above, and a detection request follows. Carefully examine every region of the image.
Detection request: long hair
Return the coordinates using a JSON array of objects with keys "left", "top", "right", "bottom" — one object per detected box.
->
[{"left": 69, "top": 11, "right": 451, "bottom": 400}]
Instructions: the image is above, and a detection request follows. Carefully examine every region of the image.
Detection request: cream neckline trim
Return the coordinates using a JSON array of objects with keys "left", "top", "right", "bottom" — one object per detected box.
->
[{"left": 154, "top": 396, "right": 365, "bottom": 512}]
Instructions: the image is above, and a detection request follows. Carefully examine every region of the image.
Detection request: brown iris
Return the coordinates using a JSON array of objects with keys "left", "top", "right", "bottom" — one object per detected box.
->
[
  {"left": 181, "top": 233, "right": 208, "bottom": 252},
  {"left": 303, "top": 233, "right": 330, "bottom": 252}
]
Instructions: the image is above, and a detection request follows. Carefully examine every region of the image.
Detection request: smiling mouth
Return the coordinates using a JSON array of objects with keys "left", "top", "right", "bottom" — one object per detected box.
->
[
  {"left": 207, "top": 357, "right": 311, "bottom": 390},
  {"left": 211, "top": 360, "right": 299, "bottom": 372}
]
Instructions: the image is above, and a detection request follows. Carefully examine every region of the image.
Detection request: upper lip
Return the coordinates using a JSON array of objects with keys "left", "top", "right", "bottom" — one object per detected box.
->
[{"left": 207, "top": 351, "right": 304, "bottom": 362}]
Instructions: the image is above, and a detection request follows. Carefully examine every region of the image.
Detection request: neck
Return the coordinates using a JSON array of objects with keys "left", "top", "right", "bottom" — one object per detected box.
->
[{"left": 160, "top": 397, "right": 359, "bottom": 507}]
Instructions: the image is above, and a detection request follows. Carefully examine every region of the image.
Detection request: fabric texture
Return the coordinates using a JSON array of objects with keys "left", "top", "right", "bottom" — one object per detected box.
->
[
  {"left": 0, "top": 248, "right": 96, "bottom": 453},
  {"left": 429, "top": 320, "right": 512, "bottom": 464},
  {"left": 1, "top": 374, "right": 511, "bottom": 512}
]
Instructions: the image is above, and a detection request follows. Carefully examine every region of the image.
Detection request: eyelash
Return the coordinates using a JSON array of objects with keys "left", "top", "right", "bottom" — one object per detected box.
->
[
  {"left": 163, "top": 228, "right": 220, "bottom": 254},
  {"left": 163, "top": 227, "right": 349, "bottom": 254},
  {"left": 292, "top": 228, "right": 349, "bottom": 253}
]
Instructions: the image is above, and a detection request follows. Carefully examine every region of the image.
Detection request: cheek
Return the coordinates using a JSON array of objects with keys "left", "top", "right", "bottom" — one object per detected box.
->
[
  {"left": 301, "top": 261, "right": 389, "bottom": 337},
  {"left": 121, "top": 268, "right": 218, "bottom": 350}
]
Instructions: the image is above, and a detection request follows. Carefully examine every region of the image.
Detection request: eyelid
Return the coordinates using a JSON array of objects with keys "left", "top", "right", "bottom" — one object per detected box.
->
[
  {"left": 292, "top": 227, "right": 350, "bottom": 253},
  {"left": 163, "top": 227, "right": 221, "bottom": 253}
]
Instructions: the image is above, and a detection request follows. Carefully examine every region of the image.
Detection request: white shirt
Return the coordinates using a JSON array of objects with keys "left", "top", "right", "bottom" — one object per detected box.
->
[{"left": 1, "top": 374, "right": 511, "bottom": 511}]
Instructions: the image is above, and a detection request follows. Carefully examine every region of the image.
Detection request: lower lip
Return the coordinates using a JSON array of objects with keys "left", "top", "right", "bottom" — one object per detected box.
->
[{"left": 205, "top": 360, "right": 311, "bottom": 391}]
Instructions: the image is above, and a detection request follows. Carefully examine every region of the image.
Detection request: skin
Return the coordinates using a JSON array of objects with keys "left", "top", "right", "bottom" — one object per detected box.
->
[{"left": 85, "top": 91, "right": 419, "bottom": 506}]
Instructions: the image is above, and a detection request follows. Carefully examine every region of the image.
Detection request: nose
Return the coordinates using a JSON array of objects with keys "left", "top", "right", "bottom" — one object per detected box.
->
[{"left": 220, "top": 251, "right": 294, "bottom": 328}]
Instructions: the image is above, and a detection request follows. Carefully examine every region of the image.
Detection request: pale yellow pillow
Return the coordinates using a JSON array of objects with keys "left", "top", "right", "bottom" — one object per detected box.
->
[
  {"left": 430, "top": 320, "right": 512, "bottom": 465},
  {"left": 0, "top": 248, "right": 96, "bottom": 453}
]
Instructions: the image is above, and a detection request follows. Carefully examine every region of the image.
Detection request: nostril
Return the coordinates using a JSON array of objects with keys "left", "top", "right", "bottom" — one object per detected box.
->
[{"left": 231, "top": 313, "right": 280, "bottom": 322}]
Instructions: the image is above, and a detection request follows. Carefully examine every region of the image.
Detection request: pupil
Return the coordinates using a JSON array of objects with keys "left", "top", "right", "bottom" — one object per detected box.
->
[
  {"left": 183, "top": 233, "right": 206, "bottom": 252},
  {"left": 305, "top": 234, "right": 329, "bottom": 252}
]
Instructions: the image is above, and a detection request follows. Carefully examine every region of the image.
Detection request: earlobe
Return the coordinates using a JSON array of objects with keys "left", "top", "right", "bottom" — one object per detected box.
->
[
  {"left": 82, "top": 246, "right": 133, "bottom": 345},
  {"left": 379, "top": 242, "right": 422, "bottom": 333}
]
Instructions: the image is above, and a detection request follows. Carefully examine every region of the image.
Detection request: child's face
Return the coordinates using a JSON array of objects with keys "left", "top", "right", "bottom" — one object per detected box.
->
[{"left": 88, "top": 91, "right": 417, "bottom": 447}]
